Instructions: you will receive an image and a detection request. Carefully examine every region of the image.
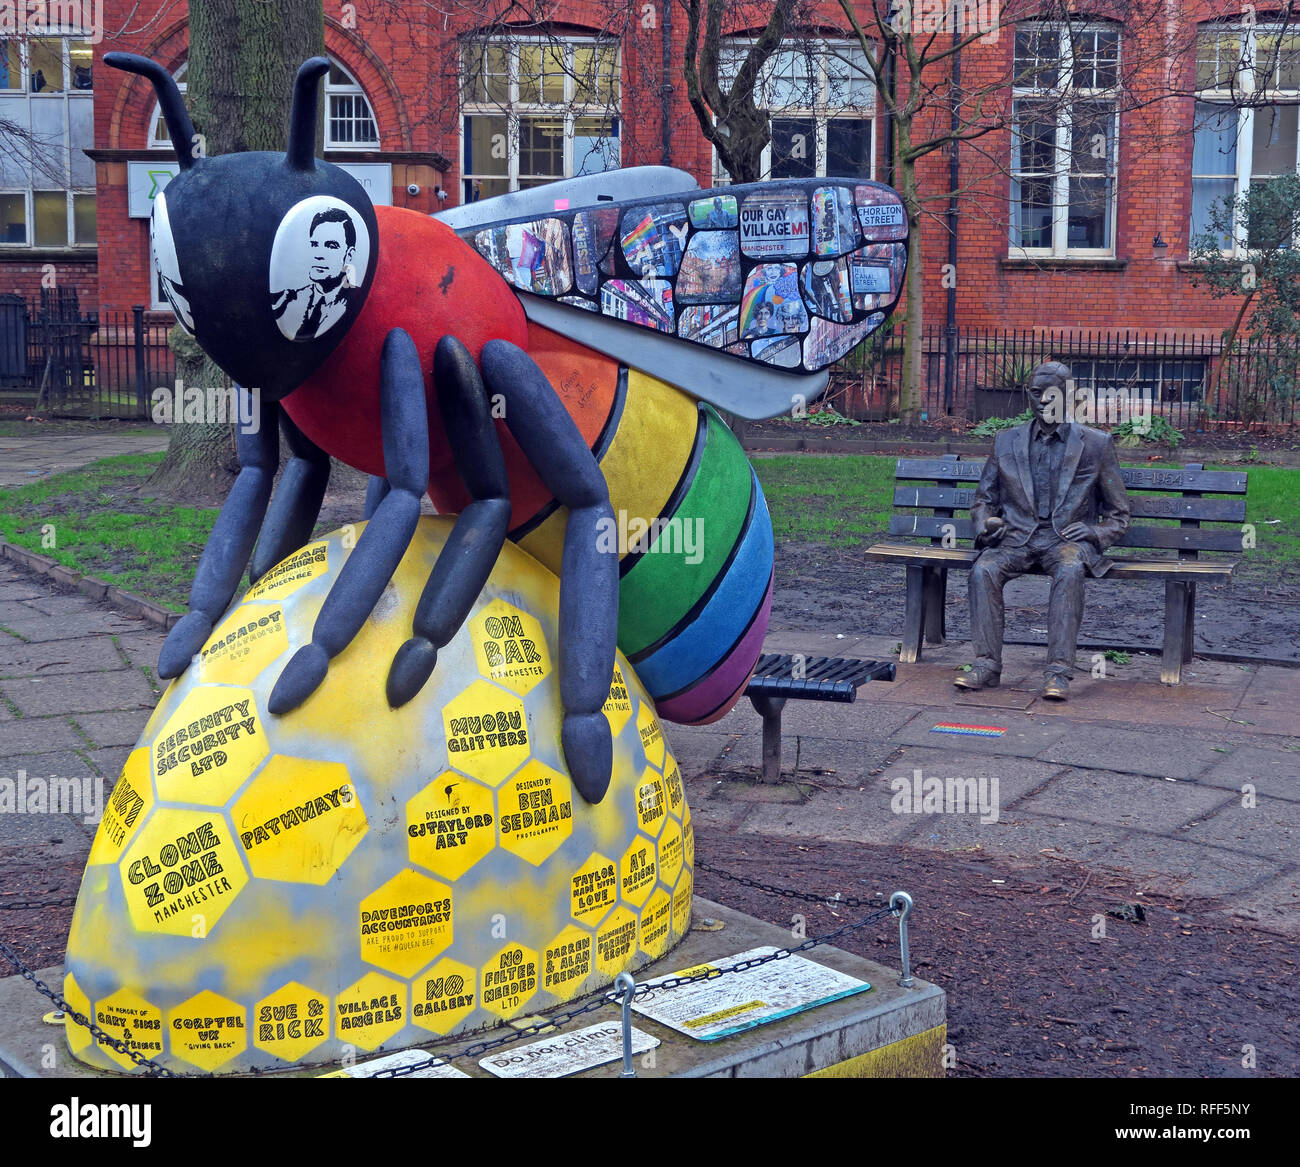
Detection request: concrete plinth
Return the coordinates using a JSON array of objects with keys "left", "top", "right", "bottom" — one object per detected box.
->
[{"left": 0, "top": 898, "right": 945, "bottom": 1079}]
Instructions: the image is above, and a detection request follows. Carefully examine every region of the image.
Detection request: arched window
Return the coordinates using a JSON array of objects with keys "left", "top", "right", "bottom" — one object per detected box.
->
[{"left": 149, "top": 58, "right": 379, "bottom": 150}]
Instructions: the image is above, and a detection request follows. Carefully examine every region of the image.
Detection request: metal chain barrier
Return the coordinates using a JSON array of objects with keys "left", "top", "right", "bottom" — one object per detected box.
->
[
  {"left": 695, "top": 857, "right": 884, "bottom": 909},
  {"left": 0, "top": 860, "right": 908, "bottom": 1078},
  {"left": 0, "top": 938, "right": 178, "bottom": 1076}
]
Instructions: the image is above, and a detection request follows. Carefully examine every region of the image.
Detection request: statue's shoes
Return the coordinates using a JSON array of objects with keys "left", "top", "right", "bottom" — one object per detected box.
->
[
  {"left": 1043, "top": 675, "right": 1070, "bottom": 701},
  {"left": 954, "top": 666, "right": 1000, "bottom": 690}
]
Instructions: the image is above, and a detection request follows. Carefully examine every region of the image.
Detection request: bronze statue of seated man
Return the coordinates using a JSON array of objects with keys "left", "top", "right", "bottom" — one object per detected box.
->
[{"left": 956, "top": 361, "right": 1131, "bottom": 701}]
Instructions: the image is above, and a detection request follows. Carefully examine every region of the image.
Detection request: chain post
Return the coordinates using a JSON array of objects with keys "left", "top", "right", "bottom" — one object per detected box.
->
[
  {"left": 614, "top": 972, "right": 637, "bottom": 1078},
  {"left": 890, "top": 891, "right": 915, "bottom": 988}
]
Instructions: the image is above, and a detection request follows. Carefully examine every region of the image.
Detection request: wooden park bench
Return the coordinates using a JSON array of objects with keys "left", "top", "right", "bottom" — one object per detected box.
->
[
  {"left": 744, "top": 652, "right": 896, "bottom": 783},
  {"left": 864, "top": 456, "right": 1248, "bottom": 685}
]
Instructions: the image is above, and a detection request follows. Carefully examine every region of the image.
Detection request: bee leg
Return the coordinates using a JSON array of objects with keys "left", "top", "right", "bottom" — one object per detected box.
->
[
  {"left": 387, "top": 336, "right": 510, "bottom": 707},
  {"left": 481, "top": 339, "right": 617, "bottom": 805},
  {"left": 157, "top": 389, "right": 279, "bottom": 678},
  {"left": 268, "top": 328, "right": 428, "bottom": 714},
  {"left": 248, "top": 409, "right": 331, "bottom": 583},
  {"left": 364, "top": 475, "right": 390, "bottom": 519}
]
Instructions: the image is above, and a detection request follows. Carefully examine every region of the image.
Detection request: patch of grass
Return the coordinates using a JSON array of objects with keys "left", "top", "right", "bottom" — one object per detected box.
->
[
  {"left": 752, "top": 453, "right": 896, "bottom": 546},
  {"left": 1102, "top": 650, "right": 1131, "bottom": 665},
  {"left": 0, "top": 452, "right": 214, "bottom": 611}
]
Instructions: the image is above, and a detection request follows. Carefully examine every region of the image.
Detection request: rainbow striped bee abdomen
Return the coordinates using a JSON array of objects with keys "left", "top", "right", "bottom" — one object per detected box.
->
[{"left": 511, "top": 332, "right": 772, "bottom": 725}]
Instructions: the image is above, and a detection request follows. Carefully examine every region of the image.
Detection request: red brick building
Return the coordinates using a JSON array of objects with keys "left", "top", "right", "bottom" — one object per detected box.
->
[{"left": 0, "top": 1, "right": 1287, "bottom": 413}]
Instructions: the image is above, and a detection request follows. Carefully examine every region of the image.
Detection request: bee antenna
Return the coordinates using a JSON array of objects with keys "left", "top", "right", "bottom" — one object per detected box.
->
[
  {"left": 286, "top": 57, "right": 330, "bottom": 171},
  {"left": 104, "top": 53, "right": 197, "bottom": 170}
]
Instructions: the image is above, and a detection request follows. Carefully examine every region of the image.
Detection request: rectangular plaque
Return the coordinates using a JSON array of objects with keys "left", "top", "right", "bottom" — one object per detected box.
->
[
  {"left": 320, "top": 1049, "right": 470, "bottom": 1078},
  {"left": 631, "top": 947, "right": 871, "bottom": 1041},
  {"left": 479, "top": 1020, "right": 659, "bottom": 1078}
]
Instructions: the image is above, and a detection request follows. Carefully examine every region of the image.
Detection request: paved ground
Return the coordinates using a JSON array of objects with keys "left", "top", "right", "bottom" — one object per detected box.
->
[
  {"left": 0, "top": 428, "right": 168, "bottom": 486},
  {"left": 1, "top": 557, "right": 1297, "bottom": 936},
  {"left": 682, "top": 628, "right": 1300, "bottom": 934}
]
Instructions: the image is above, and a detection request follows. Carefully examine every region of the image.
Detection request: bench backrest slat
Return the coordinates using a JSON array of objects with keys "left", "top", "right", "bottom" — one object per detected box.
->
[
  {"left": 891, "top": 485, "right": 1246, "bottom": 523},
  {"left": 895, "top": 458, "right": 1248, "bottom": 494}
]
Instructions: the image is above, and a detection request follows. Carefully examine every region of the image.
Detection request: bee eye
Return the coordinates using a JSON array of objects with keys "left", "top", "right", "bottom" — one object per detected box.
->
[
  {"left": 268, "top": 195, "right": 370, "bottom": 343},
  {"left": 150, "top": 191, "right": 195, "bottom": 336}
]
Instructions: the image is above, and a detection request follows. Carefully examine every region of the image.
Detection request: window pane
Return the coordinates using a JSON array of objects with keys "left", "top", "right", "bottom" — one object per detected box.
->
[
  {"left": 1251, "top": 105, "right": 1297, "bottom": 177},
  {"left": 518, "top": 116, "right": 564, "bottom": 179},
  {"left": 29, "top": 39, "right": 64, "bottom": 93},
  {"left": 0, "top": 192, "right": 25, "bottom": 243},
  {"left": 69, "top": 40, "right": 93, "bottom": 90},
  {"left": 463, "top": 115, "right": 508, "bottom": 177},
  {"left": 464, "top": 176, "right": 508, "bottom": 203},
  {"left": 574, "top": 44, "right": 619, "bottom": 104},
  {"left": 33, "top": 190, "right": 66, "bottom": 246},
  {"left": 1070, "top": 27, "right": 1119, "bottom": 89},
  {"left": 1192, "top": 102, "right": 1238, "bottom": 175},
  {"left": 1012, "top": 100, "right": 1055, "bottom": 173},
  {"left": 1190, "top": 178, "right": 1236, "bottom": 244},
  {"left": 771, "top": 117, "right": 816, "bottom": 178},
  {"left": 1196, "top": 31, "right": 1241, "bottom": 90},
  {"left": 1011, "top": 178, "right": 1053, "bottom": 248},
  {"left": 73, "top": 192, "right": 95, "bottom": 244},
  {"left": 573, "top": 116, "right": 619, "bottom": 175},
  {"left": 1254, "top": 34, "right": 1300, "bottom": 90},
  {"left": 329, "top": 92, "right": 378, "bottom": 145},
  {"left": 69, "top": 97, "right": 93, "bottom": 187},
  {"left": 1070, "top": 103, "right": 1114, "bottom": 173},
  {"left": 518, "top": 45, "right": 541, "bottom": 103},
  {"left": 0, "top": 95, "right": 28, "bottom": 185},
  {"left": 29, "top": 98, "right": 66, "bottom": 187},
  {"left": 1, "top": 40, "right": 21, "bottom": 89},
  {"left": 827, "top": 118, "right": 871, "bottom": 177},
  {"left": 1067, "top": 176, "right": 1110, "bottom": 248},
  {"left": 1014, "top": 28, "right": 1058, "bottom": 88},
  {"left": 540, "top": 44, "right": 565, "bottom": 103}
]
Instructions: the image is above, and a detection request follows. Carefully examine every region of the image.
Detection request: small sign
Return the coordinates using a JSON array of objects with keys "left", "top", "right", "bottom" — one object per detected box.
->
[
  {"left": 930, "top": 722, "right": 1007, "bottom": 737},
  {"left": 319, "top": 1048, "right": 470, "bottom": 1078},
  {"left": 127, "top": 161, "right": 180, "bottom": 217},
  {"left": 631, "top": 947, "right": 871, "bottom": 1041},
  {"left": 336, "top": 162, "right": 393, "bottom": 207},
  {"left": 478, "top": 1020, "right": 660, "bottom": 1078}
]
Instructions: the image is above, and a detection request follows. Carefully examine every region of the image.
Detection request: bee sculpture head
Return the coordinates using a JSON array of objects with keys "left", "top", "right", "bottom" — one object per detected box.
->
[{"left": 105, "top": 53, "right": 380, "bottom": 400}]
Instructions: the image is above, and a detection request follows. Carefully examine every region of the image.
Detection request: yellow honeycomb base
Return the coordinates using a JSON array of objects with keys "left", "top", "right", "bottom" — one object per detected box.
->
[{"left": 64, "top": 517, "right": 692, "bottom": 1074}]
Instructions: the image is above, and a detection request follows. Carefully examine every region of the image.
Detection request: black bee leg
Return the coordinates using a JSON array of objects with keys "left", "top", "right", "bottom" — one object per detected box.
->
[
  {"left": 364, "top": 475, "right": 390, "bottom": 519},
  {"left": 249, "top": 409, "right": 331, "bottom": 583},
  {"left": 388, "top": 337, "right": 511, "bottom": 707},
  {"left": 480, "top": 339, "right": 617, "bottom": 805},
  {"left": 268, "top": 329, "right": 428, "bottom": 714},
  {"left": 158, "top": 389, "right": 279, "bottom": 678}
]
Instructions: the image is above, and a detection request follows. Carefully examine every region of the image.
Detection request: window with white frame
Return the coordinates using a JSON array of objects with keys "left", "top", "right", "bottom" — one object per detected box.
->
[
  {"left": 0, "top": 35, "right": 95, "bottom": 247},
  {"left": 1193, "top": 22, "right": 1300, "bottom": 251},
  {"left": 1010, "top": 21, "right": 1119, "bottom": 256},
  {"left": 150, "top": 59, "right": 378, "bottom": 150},
  {"left": 713, "top": 39, "right": 875, "bottom": 183},
  {"left": 460, "top": 38, "right": 621, "bottom": 202}
]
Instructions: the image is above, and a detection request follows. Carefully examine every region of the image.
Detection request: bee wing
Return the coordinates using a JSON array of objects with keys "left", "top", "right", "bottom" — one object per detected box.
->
[
  {"left": 434, "top": 166, "right": 701, "bottom": 232},
  {"left": 450, "top": 176, "right": 907, "bottom": 420}
]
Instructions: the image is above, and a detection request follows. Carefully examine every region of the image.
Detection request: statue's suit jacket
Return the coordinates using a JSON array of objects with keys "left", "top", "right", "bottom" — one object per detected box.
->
[{"left": 970, "top": 421, "right": 1132, "bottom": 576}]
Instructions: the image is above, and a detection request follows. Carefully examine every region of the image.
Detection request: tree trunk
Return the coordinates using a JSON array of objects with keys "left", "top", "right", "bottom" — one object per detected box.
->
[
  {"left": 148, "top": 0, "right": 325, "bottom": 502},
  {"left": 897, "top": 142, "right": 924, "bottom": 422}
]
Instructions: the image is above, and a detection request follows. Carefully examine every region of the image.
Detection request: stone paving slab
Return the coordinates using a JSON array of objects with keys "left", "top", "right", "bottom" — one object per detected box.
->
[
  {"left": 0, "top": 715, "right": 86, "bottom": 754},
  {"left": 0, "top": 612, "right": 141, "bottom": 643},
  {"left": 0, "top": 635, "right": 127, "bottom": 678},
  {"left": 0, "top": 431, "right": 167, "bottom": 487},
  {"left": 890, "top": 707, "right": 1073, "bottom": 757},
  {"left": 1036, "top": 727, "right": 1231, "bottom": 781},
  {"left": 1178, "top": 797, "right": 1299, "bottom": 863},
  {"left": 1196, "top": 746, "right": 1300, "bottom": 798},
  {"left": 0, "top": 667, "right": 159, "bottom": 717},
  {"left": 1016, "top": 766, "right": 1235, "bottom": 832},
  {"left": 708, "top": 734, "right": 902, "bottom": 778},
  {"left": 72, "top": 710, "right": 152, "bottom": 749},
  {"left": 1093, "top": 834, "right": 1283, "bottom": 899}
]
